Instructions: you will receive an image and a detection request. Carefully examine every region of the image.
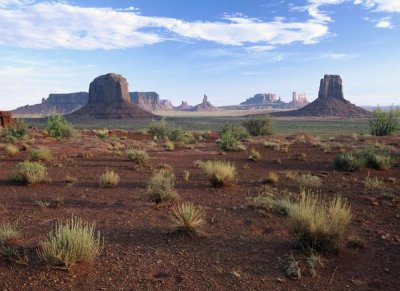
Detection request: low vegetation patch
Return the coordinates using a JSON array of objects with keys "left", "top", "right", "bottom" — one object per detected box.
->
[
  {"left": 202, "top": 160, "right": 236, "bottom": 187},
  {"left": 165, "top": 140, "right": 175, "bottom": 151},
  {"left": 148, "top": 118, "right": 194, "bottom": 143},
  {"left": 5, "top": 144, "right": 19, "bottom": 157},
  {"left": 171, "top": 202, "right": 205, "bottom": 237},
  {"left": 45, "top": 113, "right": 75, "bottom": 139},
  {"left": 297, "top": 174, "right": 322, "bottom": 191},
  {"left": 144, "top": 169, "right": 178, "bottom": 204},
  {"left": 249, "top": 148, "right": 261, "bottom": 161},
  {"left": 334, "top": 147, "right": 392, "bottom": 171},
  {"left": 2, "top": 119, "right": 29, "bottom": 143},
  {"left": 369, "top": 107, "right": 400, "bottom": 136},
  {"left": 243, "top": 115, "right": 273, "bottom": 136},
  {"left": 30, "top": 148, "right": 52, "bottom": 162},
  {"left": 99, "top": 170, "right": 120, "bottom": 187},
  {"left": 94, "top": 129, "right": 109, "bottom": 139},
  {"left": 263, "top": 141, "right": 281, "bottom": 151},
  {"left": 0, "top": 222, "right": 19, "bottom": 243},
  {"left": 363, "top": 173, "right": 385, "bottom": 190},
  {"left": 183, "top": 170, "right": 190, "bottom": 182},
  {"left": 38, "top": 217, "right": 103, "bottom": 268},
  {"left": 126, "top": 149, "right": 149, "bottom": 166},
  {"left": 10, "top": 161, "right": 48, "bottom": 185},
  {"left": 263, "top": 171, "right": 279, "bottom": 185}
]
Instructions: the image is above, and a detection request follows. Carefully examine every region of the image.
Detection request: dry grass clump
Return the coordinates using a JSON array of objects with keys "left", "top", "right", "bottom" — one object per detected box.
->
[
  {"left": 38, "top": 217, "right": 103, "bottom": 268},
  {"left": 183, "top": 170, "right": 190, "bottom": 182},
  {"left": 10, "top": 161, "right": 48, "bottom": 185},
  {"left": 171, "top": 202, "right": 205, "bottom": 237},
  {"left": 317, "top": 143, "right": 331, "bottom": 153},
  {"left": 263, "top": 171, "right": 279, "bottom": 185},
  {"left": 5, "top": 144, "right": 19, "bottom": 157},
  {"left": 99, "top": 170, "right": 120, "bottom": 187},
  {"left": 263, "top": 141, "right": 281, "bottom": 151},
  {"left": 144, "top": 169, "right": 179, "bottom": 204},
  {"left": 164, "top": 140, "right": 175, "bottom": 151},
  {"left": 30, "top": 148, "right": 52, "bottom": 162},
  {"left": 249, "top": 148, "right": 261, "bottom": 161},
  {"left": 250, "top": 186, "right": 291, "bottom": 215},
  {"left": 202, "top": 160, "right": 236, "bottom": 187},
  {"left": 94, "top": 128, "right": 109, "bottom": 139},
  {"left": 363, "top": 173, "right": 385, "bottom": 190},
  {"left": 0, "top": 222, "right": 19, "bottom": 243},
  {"left": 297, "top": 174, "right": 322, "bottom": 191},
  {"left": 287, "top": 191, "right": 351, "bottom": 253},
  {"left": 126, "top": 148, "right": 149, "bottom": 166}
]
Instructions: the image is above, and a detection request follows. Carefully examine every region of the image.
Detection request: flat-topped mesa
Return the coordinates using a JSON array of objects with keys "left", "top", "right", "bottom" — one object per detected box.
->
[
  {"left": 88, "top": 73, "right": 130, "bottom": 104},
  {"left": 318, "top": 75, "right": 344, "bottom": 100}
]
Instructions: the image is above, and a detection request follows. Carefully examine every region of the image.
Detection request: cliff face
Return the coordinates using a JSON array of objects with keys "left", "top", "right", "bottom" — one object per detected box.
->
[
  {"left": 130, "top": 92, "right": 172, "bottom": 111},
  {"left": 175, "top": 101, "right": 193, "bottom": 111},
  {"left": 13, "top": 92, "right": 88, "bottom": 115},
  {"left": 190, "top": 95, "right": 219, "bottom": 112},
  {"left": 241, "top": 93, "right": 277, "bottom": 105}
]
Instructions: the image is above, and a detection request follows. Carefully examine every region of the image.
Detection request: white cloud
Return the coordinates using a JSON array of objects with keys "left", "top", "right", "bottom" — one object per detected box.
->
[
  {"left": 354, "top": 0, "right": 400, "bottom": 12},
  {"left": 246, "top": 45, "right": 276, "bottom": 53},
  {"left": 375, "top": 17, "right": 394, "bottom": 28},
  {"left": 0, "top": 1, "right": 330, "bottom": 50}
]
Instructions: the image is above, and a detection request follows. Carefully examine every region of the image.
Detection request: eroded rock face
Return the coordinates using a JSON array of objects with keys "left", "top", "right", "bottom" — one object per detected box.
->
[
  {"left": 318, "top": 75, "right": 344, "bottom": 100},
  {"left": 88, "top": 73, "right": 130, "bottom": 104},
  {"left": 130, "top": 92, "right": 171, "bottom": 111},
  {"left": 190, "top": 95, "right": 219, "bottom": 112},
  {"left": 0, "top": 111, "right": 14, "bottom": 127},
  {"left": 241, "top": 93, "right": 277, "bottom": 105},
  {"left": 175, "top": 101, "right": 193, "bottom": 111}
]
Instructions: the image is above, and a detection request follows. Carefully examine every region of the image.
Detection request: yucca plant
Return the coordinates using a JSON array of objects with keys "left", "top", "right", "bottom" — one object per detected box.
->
[
  {"left": 171, "top": 203, "right": 205, "bottom": 237},
  {"left": 38, "top": 217, "right": 103, "bottom": 268}
]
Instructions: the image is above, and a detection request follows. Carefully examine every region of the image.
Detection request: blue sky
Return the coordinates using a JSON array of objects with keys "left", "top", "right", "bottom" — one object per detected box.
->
[{"left": 0, "top": 0, "right": 399, "bottom": 110}]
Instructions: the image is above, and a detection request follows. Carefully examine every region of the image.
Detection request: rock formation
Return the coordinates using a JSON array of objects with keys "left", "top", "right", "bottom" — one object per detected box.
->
[
  {"left": 190, "top": 95, "right": 219, "bottom": 112},
  {"left": 130, "top": 92, "right": 172, "bottom": 111},
  {"left": 0, "top": 111, "right": 14, "bottom": 127},
  {"left": 175, "top": 101, "right": 193, "bottom": 111},
  {"left": 69, "top": 73, "right": 154, "bottom": 119},
  {"left": 289, "top": 92, "right": 309, "bottom": 108},
  {"left": 241, "top": 93, "right": 277, "bottom": 105},
  {"left": 273, "top": 75, "right": 370, "bottom": 117},
  {"left": 13, "top": 92, "right": 88, "bottom": 115}
]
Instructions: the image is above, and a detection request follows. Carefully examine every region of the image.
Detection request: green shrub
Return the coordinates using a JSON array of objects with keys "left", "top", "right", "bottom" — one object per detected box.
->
[
  {"left": 220, "top": 123, "right": 249, "bottom": 140},
  {"left": 5, "top": 144, "right": 19, "bottom": 157},
  {"left": 11, "top": 161, "right": 48, "bottom": 184},
  {"left": 30, "top": 148, "right": 52, "bottom": 162},
  {"left": 165, "top": 140, "right": 175, "bottom": 151},
  {"left": 144, "top": 169, "right": 178, "bottom": 204},
  {"left": 287, "top": 192, "right": 351, "bottom": 253},
  {"left": 99, "top": 170, "right": 120, "bottom": 187},
  {"left": 171, "top": 203, "right": 205, "bottom": 237},
  {"left": 219, "top": 130, "right": 246, "bottom": 151},
  {"left": 334, "top": 147, "right": 392, "bottom": 171},
  {"left": 202, "top": 160, "right": 236, "bottom": 187},
  {"left": 94, "top": 129, "right": 109, "bottom": 139},
  {"left": 297, "top": 174, "right": 322, "bottom": 191},
  {"left": 125, "top": 149, "right": 149, "bottom": 166},
  {"left": 148, "top": 118, "right": 194, "bottom": 143},
  {"left": 334, "top": 152, "right": 364, "bottom": 171},
  {"left": 2, "top": 119, "right": 29, "bottom": 142},
  {"left": 38, "top": 217, "right": 102, "bottom": 268},
  {"left": 263, "top": 141, "right": 281, "bottom": 151},
  {"left": 243, "top": 115, "right": 273, "bottom": 136},
  {"left": 45, "top": 113, "right": 75, "bottom": 139},
  {"left": 369, "top": 108, "right": 400, "bottom": 136}
]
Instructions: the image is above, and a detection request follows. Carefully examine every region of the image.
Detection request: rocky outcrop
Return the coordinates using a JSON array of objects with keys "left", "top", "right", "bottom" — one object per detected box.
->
[
  {"left": 289, "top": 92, "right": 308, "bottom": 108},
  {"left": 273, "top": 75, "right": 370, "bottom": 117},
  {"left": 190, "top": 95, "right": 219, "bottom": 112},
  {"left": 0, "top": 111, "right": 14, "bottom": 127},
  {"left": 69, "top": 73, "right": 154, "bottom": 119},
  {"left": 241, "top": 93, "right": 277, "bottom": 105},
  {"left": 175, "top": 101, "right": 193, "bottom": 111},
  {"left": 130, "top": 92, "right": 172, "bottom": 111},
  {"left": 13, "top": 92, "right": 88, "bottom": 115}
]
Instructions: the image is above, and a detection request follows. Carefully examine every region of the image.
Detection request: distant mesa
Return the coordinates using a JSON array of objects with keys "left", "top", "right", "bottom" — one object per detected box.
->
[
  {"left": 240, "top": 93, "right": 307, "bottom": 109},
  {"left": 130, "top": 92, "right": 172, "bottom": 111},
  {"left": 190, "top": 95, "right": 219, "bottom": 112},
  {"left": 69, "top": 73, "right": 154, "bottom": 119},
  {"left": 13, "top": 92, "right": 88, "bottom": 115},
  {"left": 175, "top": 101, "right": 193, "bottom": 111},
  {"left": 274, "top": 75, "right": 370, "bottom": 117}
]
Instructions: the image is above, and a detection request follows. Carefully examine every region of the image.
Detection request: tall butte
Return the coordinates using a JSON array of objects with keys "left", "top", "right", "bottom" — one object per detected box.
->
[
  {"left": 69, "top": 73, "right": 154, "bottom": 119},
  {"left": 274, "top": 75, "right": 370, "bottom": 117}
]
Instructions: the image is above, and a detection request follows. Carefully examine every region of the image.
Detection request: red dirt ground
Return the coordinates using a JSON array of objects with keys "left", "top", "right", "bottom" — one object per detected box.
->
[{"left": 0, "top": 130, "right": 399, "bottom": 290}]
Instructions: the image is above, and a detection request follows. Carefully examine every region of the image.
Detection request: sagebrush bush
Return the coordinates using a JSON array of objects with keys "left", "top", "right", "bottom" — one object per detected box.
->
[
  {"left": 0, "top": 222, "right": 19, "bottom": 243},
  {"left": 45, "top": 113, "right": 75, "bottom": 139},
  {"left": 126, "top": 149, "right": 149, "bottom": 166},
  {"left": 219, "top": 128, "right": 246, "bottom": 151},
  {"left": 5, "top": 144, "right": 19, "bottom": 157},
  {"left": 297, "top": 174, "right": 322, "bottom": 191},
  {"left": 249, "top": 148, "right": 261, "bottom": 161},
  {"left": 171, "top": 203, "right": 205, "bottom": 237},
  {"left": 220, "top": 123, "right": 249, "bottom": 140},
  {"left": 99, "top": 170, "right": 120, "bottom": 187},
  {"left": 369, "top": 108, "right": 400, "bottom": 136},
  {"left": 30, "top": 148, "right": 52, "bottom": 162},
  {"left": 334, "top": 147, "right": 392, "bottom": 171},
  {"left": 148, "top": 118, "right": 194, "bottom": 143},
  {"left": 243, "top": 115, "right": 273, "bottom": 136},
  {"left": 202, "top": 160, "right": 236, "bottom": 187},
  {"left": 144, "top": 169, "right": 178, "bottom": 204},
  {"left": 287, "top": 191, "right": 351, "bottom": 253},
  {"left": 11, "top": 161, "right": 48, "bottom": 184},
  {"left": 334, "top": 152, "right": 363, "bottom": 171},
  {"left": 94, "top": 129, "right": 109, "bottom": 139},
  {"left": 2, "top": 119, "right": 29, "bottom": 143},
  {"left": 38, "top": 217, "right": 102, "bottom": 268}
]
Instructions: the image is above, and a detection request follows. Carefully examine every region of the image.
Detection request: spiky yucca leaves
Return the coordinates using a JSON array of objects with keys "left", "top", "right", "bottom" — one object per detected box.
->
[
  {"left": 38, "top": 217, "right": 103, "bottom": 268},
  {"left": 171, "top": 203, "right": 205, "bottom": 237},
  {"left": 202, "top": 160, "right": 236, "bottom": 187}
]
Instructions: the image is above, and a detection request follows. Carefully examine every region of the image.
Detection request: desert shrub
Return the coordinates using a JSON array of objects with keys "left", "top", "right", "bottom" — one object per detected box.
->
[
  {"left": 263, "top": 171, "right": 279, "bottom": 185},
  {"left": 183, "top": 170, "right": 190, "bottom": 181},
  {"left": 2, "top": 119, "right": 29, "bottom": 143},
  {"left": 0, "top": 222, "right": 19, "bottom": 243},
  {"left": 369, "top": 108, "right": 400, "bottom": 136},
  {"left": 317, "top": 143, "right": 331, "bottom": 153},
  {"left": 148, "top": 118, "right": 193, "bottom": 143},
  {"left": 11, "top": 161, "right": 48, "bottom": 184},
  {"left": 202, "top": 160, "right": 236, "bottom": 187},
  {"left": 297, "top": 174, "right": 322, "bottom": 191},
  {"left": 45, "top": 113, "right": 75, "bottom": 139},
  {"left": 249, "top": 148, "right": 261, "bottom": 161},
  {"left": 363, "top": 173, "right": 385, "bottom": 190},
  {"left": 219, "top": 123, "right": 248, "bottom": 151},
  {"left": 334, "top": 152, "right": 364, "bottom": 171},
  {"left": 243, "top": 115, "right": 273, "bottom": 136},
  {"left": 30, "top": 148, "right": 52, "bottom": 162},
  {"left": 287, "top": 191, "right": 351, "bottom": 253},
  {"left": 5, "top": 144, "right": 19, "bottom": 157},
  {"left": 38, "top": 217, "right": 102, "bottom": 268},
  {"left": 171, "top": 203, "right": 205, "bottom": 237},
  {"left": 125, "top": 149, "right": 149, "bottom": 166},
  {"left": 334, "top": 147, "right": 392, "bottom": 171},
  {"left": 99, "top": 170, "right": 120, "bottom": 187},
  {"left": 94, "top": 129, "right": 109, "bottom": 139},
  {"left": 165, "top": 140, "right": 175, "bottom": 151},
  {"left": 144, "top": 169, "right": 178, "bottom": 204},
  {"left": 278, "top": 254, "right": 301, "bottom": 280},
  {"left": 250, "top": 186, "right": 290, "bottom": 215},
  {"left": 263, "top": 141, "right": 281, "bottom": 151},
  {"left": 220, "top": 123, "right": 249, "bottom": 140}
]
